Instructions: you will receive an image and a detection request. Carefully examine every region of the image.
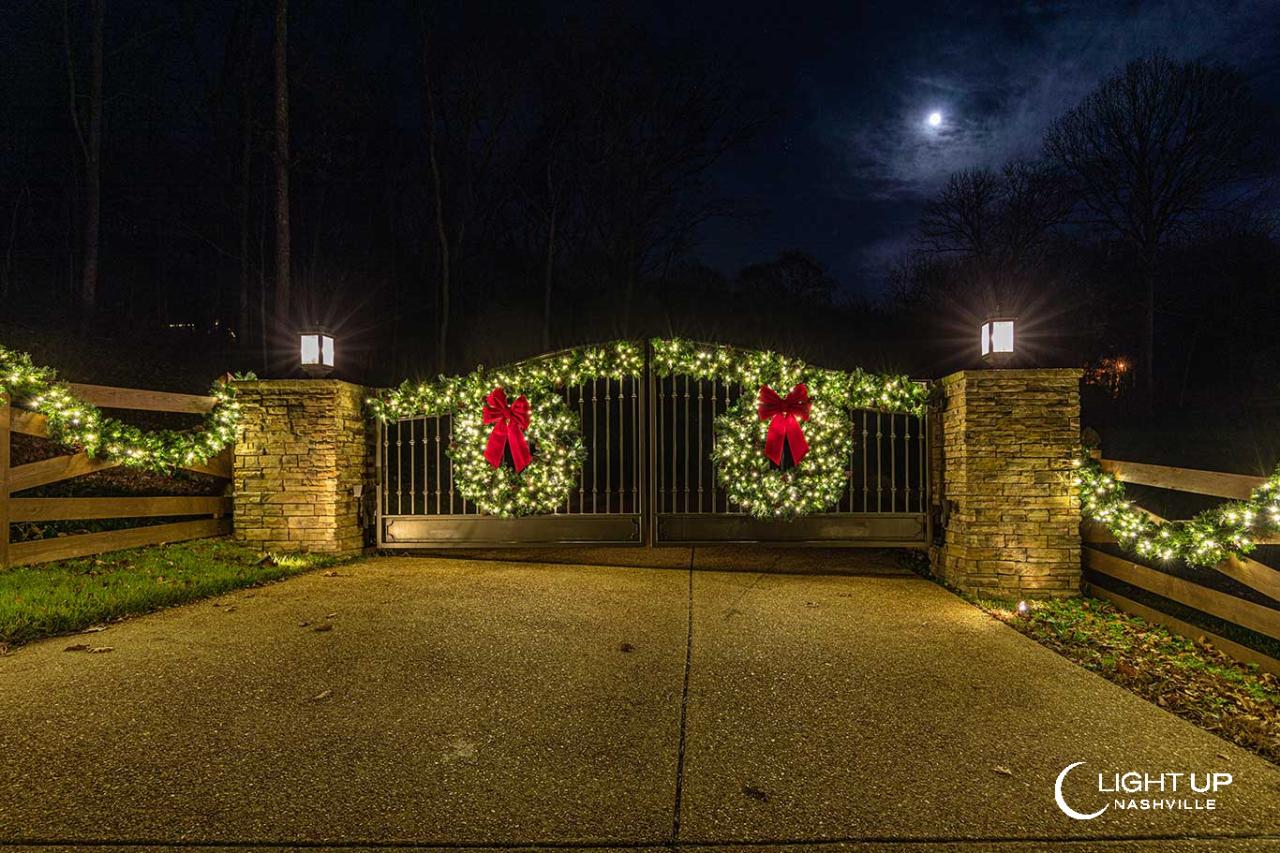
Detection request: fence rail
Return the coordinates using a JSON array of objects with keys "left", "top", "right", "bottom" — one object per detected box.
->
[
  {"left": 1, "top": 385, "right": 232, "bottom": 570},
  {"left": 1084, "top": 451, "right": 1280, "bottom": 676}
]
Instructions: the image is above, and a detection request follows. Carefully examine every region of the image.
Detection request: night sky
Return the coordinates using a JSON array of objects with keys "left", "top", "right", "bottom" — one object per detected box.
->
[{"left": 665, "top": 0, "right": 1280, "bottom": 293}]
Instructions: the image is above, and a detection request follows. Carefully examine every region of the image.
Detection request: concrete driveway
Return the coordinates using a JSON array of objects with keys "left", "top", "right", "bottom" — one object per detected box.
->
[{"left": 1, "top": 553, "right": 1278, "bottom": 851}]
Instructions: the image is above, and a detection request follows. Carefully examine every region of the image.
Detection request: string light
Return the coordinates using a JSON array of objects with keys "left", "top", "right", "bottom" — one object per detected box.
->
[
  {"left": 652, "top": 338, "right": 926, "bottom": 518},
  {"left": 1075, "top": 453, "right": 1280, "bottom": 568},
  {"left": 0, "top": 344, "right": 241, "bottom": 472},
  {"left": 367, "top": 342, "right": 643, "bottom": 517}
]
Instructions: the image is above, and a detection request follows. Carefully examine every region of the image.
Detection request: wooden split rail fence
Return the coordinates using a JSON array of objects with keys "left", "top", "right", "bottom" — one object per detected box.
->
[
  {"left": 0, "top": 384, "right": 232, "bottom": 570},
  {"left": 1083, "top": 453, "right": 1280, "bottom": 675}
]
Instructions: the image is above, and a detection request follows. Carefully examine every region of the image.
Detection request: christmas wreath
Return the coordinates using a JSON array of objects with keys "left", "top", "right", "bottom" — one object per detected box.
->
[
  {"left": 447, "top": 384, "right": 585, "bottom": 516},
  {"left": 368, "top": 341, "right": 644, "bottom": 517},
  {"left": 712, "top": 378, "right": 853, "bottom": 518}
]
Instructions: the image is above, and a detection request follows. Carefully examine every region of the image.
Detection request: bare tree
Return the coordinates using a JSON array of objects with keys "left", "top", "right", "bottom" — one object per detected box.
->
[
  {"left": 420, "top": 29, "right": 450, "bottom": 373},
  {"left": 1044, "top": 53, "right": 1261, "bottom": 401},
  {"left": 64, "top": 0, "right": 104, "bottom": 332},
  {"left": 272, "top": 0, "right": 290, "bottom": 344},
  {"left": 919, "top": 168, "right": 1002, "bottom": 258}
]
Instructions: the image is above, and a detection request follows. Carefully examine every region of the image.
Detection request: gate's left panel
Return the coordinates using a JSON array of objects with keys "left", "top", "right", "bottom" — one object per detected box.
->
[{"left": 377, "top": 376, "right": 645, "bottom": 547}]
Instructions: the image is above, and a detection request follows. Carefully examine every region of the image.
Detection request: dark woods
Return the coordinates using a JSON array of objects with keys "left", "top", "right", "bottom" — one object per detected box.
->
[{"left": 1, "top": 3, "right": 1277, "bottom": 413}]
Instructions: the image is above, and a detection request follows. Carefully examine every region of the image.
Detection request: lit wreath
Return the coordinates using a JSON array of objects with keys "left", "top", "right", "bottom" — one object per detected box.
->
[
  {"left": 712, "top": 378, "right": 852, "bottom": 518},
  {"left": 447, "top": 384, "right": 585, "bottom": 517}
]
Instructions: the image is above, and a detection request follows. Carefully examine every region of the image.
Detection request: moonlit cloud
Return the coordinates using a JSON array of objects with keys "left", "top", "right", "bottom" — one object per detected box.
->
[{"left": 834, "top": 0, "right": 1279, "bottom": 201}]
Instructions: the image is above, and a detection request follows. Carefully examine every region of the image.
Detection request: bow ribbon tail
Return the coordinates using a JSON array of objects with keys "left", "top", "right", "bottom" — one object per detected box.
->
[
  {"left": 506, "top": 422, "right": 532, "bottom": 472},
  {"left": 782, "top": 415, "right": 809, "bottom": 464},
  {"left": 484, "top": 424, "right": 510, "bottom": 469},
  {"left": 764, "top": 415, "right": 788, "bottom": 466}
]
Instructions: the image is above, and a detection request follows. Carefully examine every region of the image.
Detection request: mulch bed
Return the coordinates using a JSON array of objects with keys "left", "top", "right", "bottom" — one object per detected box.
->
[{"left": 983, "top": 596, "right": 1279, "bottom": 765}]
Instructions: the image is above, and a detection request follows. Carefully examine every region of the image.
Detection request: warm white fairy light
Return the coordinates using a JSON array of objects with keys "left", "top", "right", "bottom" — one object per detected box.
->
[
  {"left": 368, "top": 342, "right": 643, "bottom": 517},
  {"left": 1076, "top": 452, "right": 1280, "bottom": 568},
  {"left": 652, "top": 338, "right": 925, "bottom": 519},
  {"left": 0, "top": 343, "right": 241, "bottom": 472}
]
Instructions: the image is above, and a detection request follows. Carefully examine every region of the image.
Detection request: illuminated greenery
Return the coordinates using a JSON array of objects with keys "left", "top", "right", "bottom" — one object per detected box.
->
[
  {"left": 368, "top": 342, "right": 643, "bottom": 516},
  {"left": 370, "top": 339, "right": 928, "bottom": 519},
  {"left": 650, "top": 338, "right": 929, "bottom": 416},
  {"left": 1075, "top": 454, "right": 1280, "bottom": 567},
  {"left": 368, "top": 341, "right": 644, "bottom": 420},
  {"left": 0, "top": 343, "right": 240, "bottom": 472},
  {"left": 652, "top": 338, "right": 925, "bottom": 518},
  {"left": 451, "top": 388, "right": 585, "bottom": 516}
]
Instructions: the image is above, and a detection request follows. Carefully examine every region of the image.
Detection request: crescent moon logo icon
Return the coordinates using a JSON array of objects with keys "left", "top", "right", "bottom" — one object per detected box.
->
[{"left": 1055, "top": 761, "right": 1109, "bottom": 820}]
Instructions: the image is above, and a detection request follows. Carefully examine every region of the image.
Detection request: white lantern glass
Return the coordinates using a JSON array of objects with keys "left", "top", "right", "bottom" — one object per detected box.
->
[
  {"left": 980, "top": 317, "right": 1015, "bottom": 360},
  {"left": 300, "top": 332, "right": 335, "bottom": 375}
]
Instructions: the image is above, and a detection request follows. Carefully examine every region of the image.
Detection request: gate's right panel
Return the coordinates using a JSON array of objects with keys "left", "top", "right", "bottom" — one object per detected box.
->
[{"left": 650, "top": 371, "right": 929, "bottom": 546}]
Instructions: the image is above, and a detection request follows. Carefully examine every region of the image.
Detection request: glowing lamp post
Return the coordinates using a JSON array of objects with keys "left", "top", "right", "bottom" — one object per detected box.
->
[
  {"left": 980, "top": 316, "right": 1015, "bottom": 366},
  {"left": 300, "top": 330, "right": 335, "bottom": 378}
]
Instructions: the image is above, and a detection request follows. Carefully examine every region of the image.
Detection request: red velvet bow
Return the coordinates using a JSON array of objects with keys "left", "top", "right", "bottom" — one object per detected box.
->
[
  {"left": 757, "top": 383, "right": 811, "bottom": 466},
  {"left": 482, "top": 387, "right": 532, "bottom": 472}
]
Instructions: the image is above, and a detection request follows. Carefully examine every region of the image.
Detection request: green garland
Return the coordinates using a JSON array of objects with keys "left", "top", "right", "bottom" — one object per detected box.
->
[
  {"left": 368, "top": 341, "right": 644, "bottom": 420},
  {"left": 368, "top": 342, "right": 644, "bottom": 517},
  {"left": 1075, "top": 454, "right": 1280, "bottom": 568},
  {"left": 652, "top": 338, "right": 925, "bottom": 518},
  {"left": 650, "top": 338, "right": 929, "bottom": 416},
  {"left": 0, "top": 344, "right": 240, "bottom": 472}
]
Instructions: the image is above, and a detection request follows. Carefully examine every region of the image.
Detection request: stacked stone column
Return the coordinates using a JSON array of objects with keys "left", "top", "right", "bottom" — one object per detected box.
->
[
  {"left": 929, "top": 369, "right": 1083, "bottom": 598},
  {"left": 231, "top": 379, "right": 369, "bottom": 557}
]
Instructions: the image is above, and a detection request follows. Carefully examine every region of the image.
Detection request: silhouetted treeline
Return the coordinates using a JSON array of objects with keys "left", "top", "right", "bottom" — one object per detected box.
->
[{"left": 1, "top": 7, "right": 1278, "bottom": 414}]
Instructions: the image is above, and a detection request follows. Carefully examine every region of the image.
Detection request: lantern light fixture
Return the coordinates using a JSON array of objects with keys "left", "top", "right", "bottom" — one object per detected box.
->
[
  {"left": 300, "top": 330, "right": 335, "bottom": 378},
  {"left": 980, "top": 315, "right": 1015, "bottom": 365}
]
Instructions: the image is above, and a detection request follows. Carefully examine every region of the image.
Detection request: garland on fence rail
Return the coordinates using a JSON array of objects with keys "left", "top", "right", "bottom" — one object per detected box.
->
[
  {"left": 1074, "top": 453, "right": 1280, "bottom": 568},
  {"left": 367, "top": 341, "right": 644, "bottom": 516},
  {"left": 0, "top": 343, "right": 240, "bottom": 472}
]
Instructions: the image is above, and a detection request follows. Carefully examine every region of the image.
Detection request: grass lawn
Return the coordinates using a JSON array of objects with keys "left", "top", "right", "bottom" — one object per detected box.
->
[
  {"left": 980, "top": 596, "right": 1280, "bottom": 765},
  {"left": 0, "top": 538, "right": 341, "bottom": 650}
]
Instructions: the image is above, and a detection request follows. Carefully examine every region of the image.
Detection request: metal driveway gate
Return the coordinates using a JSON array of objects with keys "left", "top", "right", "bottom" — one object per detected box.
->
[{"left": 377, "top": 346, "right": 928, "bottom": 549}]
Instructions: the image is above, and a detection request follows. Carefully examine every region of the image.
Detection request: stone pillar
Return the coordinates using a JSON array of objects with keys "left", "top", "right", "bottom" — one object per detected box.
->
[
  {"left": 929, "top": 369, "right": 1083, "bottom": 598},
  {"left": 232, "top": 380, "right": 370, "bottom": 557}
]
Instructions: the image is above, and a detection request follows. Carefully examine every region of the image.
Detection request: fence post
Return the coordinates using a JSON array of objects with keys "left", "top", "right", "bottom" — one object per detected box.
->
[
  {"left": 1, "top": 392, "right": 10, "bottom": 571},
  {"left": 928, "top": 369, "right": 1083, "bottom": 598}
]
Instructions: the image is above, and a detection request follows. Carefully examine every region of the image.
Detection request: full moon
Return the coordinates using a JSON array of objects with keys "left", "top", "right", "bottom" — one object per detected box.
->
[{"left": 927, "top": 111, "right": 943, "bottom": 127}]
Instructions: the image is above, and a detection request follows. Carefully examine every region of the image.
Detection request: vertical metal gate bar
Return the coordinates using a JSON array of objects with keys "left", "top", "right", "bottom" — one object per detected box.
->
[
  {"left": 632, "top": 377, "right": 639, "bottom": 516},
  {"left": 697, "top": 379, "right": 704, "bottom": 512},
  {"left": 395, "top": 420, "right": 403, "bottom": 515},
  {"left": 578, "top": 385, "right": 585, "bottom": 512},
  {"left": 447, "top": 416, "right": 456, "bottom": 514},
  {"left": 605, "top": 379, "right": 612, "bottom": 512},
  {"left": 903, "top": 415, "right": 911, "bottom": 513},
  {"left": 710, "top": 379, "right": 718, "bottom": 513},
  {"left": 918, "top": 413, "right": 927, "bottom": 514},
  {"left": 380, "top": 420, "right": 388, "bottom": 518},
  {"left": 861, "top": 411, "right": 868, "bottom": 512},
  {"left": 670, "top": 376, "right": 676, "bottom": 515},
  {"left": 433, "top": 418, "right": 441, "bottom": 514},
  {"left": 890, "top": 413, "right": 897, "bottom": 513},
  {"left": 375, "top": 419, "right": 383, "bottom": 541},
  {"left": 876, "top": 411, "right": 883, "bottom": 512},
  {"left": 683, "top": 375, "right": 690, "bottom": 513}
]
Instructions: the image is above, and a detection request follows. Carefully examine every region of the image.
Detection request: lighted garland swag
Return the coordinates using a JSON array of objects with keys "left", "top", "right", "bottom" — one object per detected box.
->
[
  {"left": 1074, "top": 453, "right": 1280, "bottom": 568},
  {"left": 0, "top": 344, "right": 240, "bottom": 472},
  {"left": 372, "top": 339, "right": 930, "bottom": 519},
  {"left": 370, "top": 342, "right": 644, "bottom": 516}
]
